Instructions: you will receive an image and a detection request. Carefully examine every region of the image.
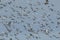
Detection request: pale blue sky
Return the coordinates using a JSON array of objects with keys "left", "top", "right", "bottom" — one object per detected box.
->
[{"left": 0, "top": 0, "right": 60, "bottom": 40}]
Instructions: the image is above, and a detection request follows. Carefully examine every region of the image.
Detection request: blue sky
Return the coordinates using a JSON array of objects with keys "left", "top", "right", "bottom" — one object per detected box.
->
[{"left": 0, "top": 0, "right": 60, "bottom": 40}]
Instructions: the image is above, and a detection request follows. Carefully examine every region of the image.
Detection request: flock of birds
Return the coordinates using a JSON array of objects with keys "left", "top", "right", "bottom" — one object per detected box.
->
[{"left": 0, "top": 0, "right": 60, "bottom": 40}]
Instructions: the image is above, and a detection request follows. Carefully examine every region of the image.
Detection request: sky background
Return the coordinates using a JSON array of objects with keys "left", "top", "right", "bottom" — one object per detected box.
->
[{"left": 0, "top": 0, "right": 60, "bottom": 40}]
